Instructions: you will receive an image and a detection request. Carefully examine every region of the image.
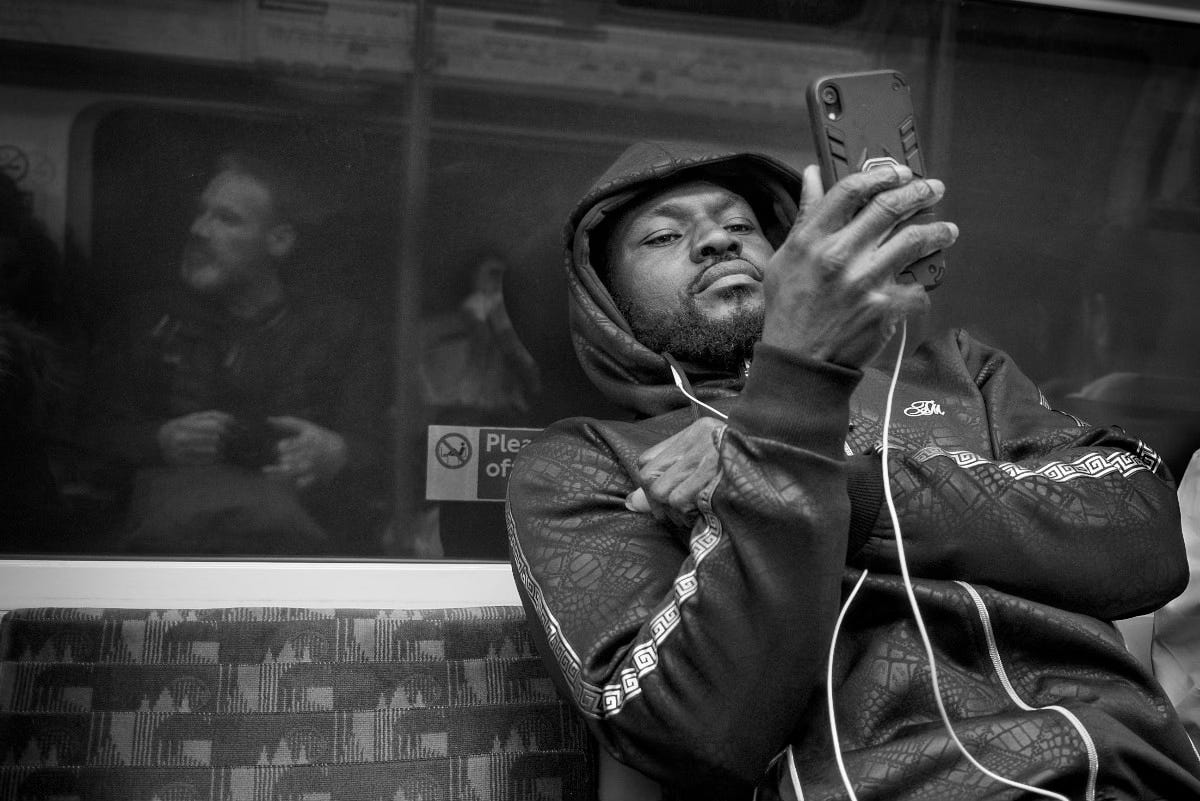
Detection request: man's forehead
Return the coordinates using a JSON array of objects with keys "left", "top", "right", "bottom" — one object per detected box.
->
[
  {"left": 200, "top": 171, "right": 278, "bottom": 222},
  {"left": 203, "top": 171, "right": 271, "bottom": 204},
  {"left": 616, "top": 179, "right": 754, "bottom": 235}
]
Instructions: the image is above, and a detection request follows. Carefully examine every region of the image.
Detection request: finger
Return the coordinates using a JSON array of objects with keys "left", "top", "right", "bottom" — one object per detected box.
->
[
  {"left": 627, "top": 487, "right": 673, "bottom": 525},
  {"left": 663, "top": 476, "right": 705, "bottom": 516},
  {"left": 867, "top": 220, "right": 959, "bottom": 286},
  {"left": 191, "top": 439, "right": 222, "bottom": 454},
  {"left": 189, "top": 419, "right": 231, "bottom": 437},
  {"left": 840, "top": 178, "right": 945, "bottom": 254},
  {"left": 664, "top": 450, "right": 720, "bottom": 510},
  {"left": 795, "top": 164, "right": 826, "bottom": 225},
  {"left": 636, "top": 449, "right": 708, "bottom": 508},
  {"left": 193, "top": 410, "right": 234, "bottom": 431},
  {"left": 641, "top": 471, "right": 678, "bottom": 508},
  {"left": 171, "top": 417, "right": 217, "bottom": 437},
  {"left": 177, "top": 430, "right": 222, "bottom": 450},
  {"left": 800, "top": 164, "right": 914, "bottom": 237},
  {"left": 275, "top": 438, "right": 303, "bottom": 455},
  {"left": 637, "top": 426, "right": 694, "bottom": 468},
  {"left": 627, "top": 484, "right": 681, "bottom": 526},
  {"left": 637, "top": 418, "right": 722, "bottom": 467},
  {"left": 640, "top": 459, "right": 704, "bottom": 513},
  {"left": 625, "top": 488, "right": 651, "bottom": 514}
]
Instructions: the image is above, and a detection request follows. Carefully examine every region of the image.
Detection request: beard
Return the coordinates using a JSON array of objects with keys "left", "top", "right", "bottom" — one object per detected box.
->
[{"left": 618, "top": 286, "right": 764, "bottom": 373}]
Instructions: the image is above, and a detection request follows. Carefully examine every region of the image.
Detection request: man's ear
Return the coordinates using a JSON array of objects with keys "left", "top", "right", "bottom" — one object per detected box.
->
[{"left": 266, "top": 222, "right": 297, "bottom": 259}]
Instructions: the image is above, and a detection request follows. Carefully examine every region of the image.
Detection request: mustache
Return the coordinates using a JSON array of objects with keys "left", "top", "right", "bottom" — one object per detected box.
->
[
  {"left": 181, "top": 237, "right": 215, "bottom": 262},
  {"left": 688, "top": 253, "right": 763, "bottom": 294}
]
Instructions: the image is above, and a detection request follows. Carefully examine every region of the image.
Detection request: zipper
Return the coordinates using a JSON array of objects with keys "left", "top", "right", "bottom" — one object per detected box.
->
[{"left": 955, "top": 580, "right": 1099, "bottom": 801}]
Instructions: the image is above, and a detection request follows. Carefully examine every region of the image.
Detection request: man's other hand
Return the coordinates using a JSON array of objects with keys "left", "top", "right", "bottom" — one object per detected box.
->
[
  {"left": 157, "top": 410, "right": 234, "bottom": 466},
  {"left": 263, "top": 416, "right": 348, "bottom": 489},
  {"left": 762, "top": 164, "right": 959, "bottom": 368},
  {"left": 626, "top": 417, "right": 726, "bottom": 530}
]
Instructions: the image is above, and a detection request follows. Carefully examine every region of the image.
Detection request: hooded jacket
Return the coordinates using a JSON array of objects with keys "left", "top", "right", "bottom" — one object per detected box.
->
[{"left": 506, "top": 141, "right": 1200, "bottom": 800}]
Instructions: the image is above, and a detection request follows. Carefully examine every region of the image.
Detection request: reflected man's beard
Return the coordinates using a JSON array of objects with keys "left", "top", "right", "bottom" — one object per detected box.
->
[{"left": 618, "top": 286, "right": 764, "bottom": 373}]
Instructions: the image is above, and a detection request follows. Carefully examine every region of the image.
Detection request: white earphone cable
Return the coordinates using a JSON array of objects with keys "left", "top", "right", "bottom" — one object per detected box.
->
[
  {"left": 880, "top": 320, "right": 1069, "bottom": 801},
  {"left": 821, "top": 318, "right": 1070, "bottom": 801}
]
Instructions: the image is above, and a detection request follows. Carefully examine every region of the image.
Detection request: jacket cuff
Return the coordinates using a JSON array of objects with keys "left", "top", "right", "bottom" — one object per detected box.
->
[
  {"left": 728, "top": 342, "right": 861, "bottom": 457},
  {"left": 845, "top": 453, "right": 884, "bottom": 558}
]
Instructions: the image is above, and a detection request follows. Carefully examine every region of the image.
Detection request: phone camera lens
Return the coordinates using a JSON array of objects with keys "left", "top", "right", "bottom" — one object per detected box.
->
[{"left": 820, "top": 86, "right": 839, "bottom": 105}]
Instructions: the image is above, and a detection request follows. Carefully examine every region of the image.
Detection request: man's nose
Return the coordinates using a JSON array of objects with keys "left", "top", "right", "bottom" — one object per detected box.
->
[{"left": 692, "top": 223, "right": 741, "bottom": 262}]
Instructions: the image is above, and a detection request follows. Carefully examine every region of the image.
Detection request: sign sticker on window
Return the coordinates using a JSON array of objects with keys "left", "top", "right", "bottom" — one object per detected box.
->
[{"left": 426, "top": 425, "right": 541, "bottom": 502}]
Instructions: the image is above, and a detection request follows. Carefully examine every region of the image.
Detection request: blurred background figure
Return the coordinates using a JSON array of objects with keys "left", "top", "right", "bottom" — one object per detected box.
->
[
  {"left": 0, "top": 170, "right": 67, "bottom": 551},
  {"left": 1152, "top": 448, "right": 1200, "bottom": 743},
  {"left": 419, "top": 251, "right": 542, "bottom": 427},
  {"left": 81, "top": 152, "right": 387, "bottom": 555},
  {"left": 391, "top": 251, "right": 543, "bottom": 558},
  {"left": 1063, "top": 372, "right": 1200, "bottom": 482}
]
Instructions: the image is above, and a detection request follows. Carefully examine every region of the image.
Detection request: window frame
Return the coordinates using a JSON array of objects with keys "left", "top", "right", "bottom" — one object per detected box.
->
[{"left": 0, "top": 559, "right": 522, "bottom": 612}]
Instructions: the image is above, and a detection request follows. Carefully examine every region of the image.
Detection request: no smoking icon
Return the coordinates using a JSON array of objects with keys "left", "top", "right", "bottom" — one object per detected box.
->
[{"left": 435, "top": 433, "right": 472, "bottom": 469}]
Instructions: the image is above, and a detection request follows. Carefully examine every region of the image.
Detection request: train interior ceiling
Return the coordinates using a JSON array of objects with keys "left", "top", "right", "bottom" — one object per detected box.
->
[{"left": 1, "top": 0, "right": 1198, "bottom": 561}]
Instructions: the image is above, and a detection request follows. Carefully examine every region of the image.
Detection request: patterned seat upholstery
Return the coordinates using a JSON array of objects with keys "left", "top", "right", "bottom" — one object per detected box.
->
[{"left": 0, "top": 606, "right": 596, "bottom": 800}]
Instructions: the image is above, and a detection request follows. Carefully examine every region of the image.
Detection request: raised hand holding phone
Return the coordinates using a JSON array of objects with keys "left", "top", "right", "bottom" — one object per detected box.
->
[{"left": 806, "top": 69, "right": 947, "bottom": 290}]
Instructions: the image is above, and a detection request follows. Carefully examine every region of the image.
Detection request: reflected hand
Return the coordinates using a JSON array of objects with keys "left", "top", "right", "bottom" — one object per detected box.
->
[
  {"left": 262, "top": 416, "right": 348, "bottom": 490},
  {"left": 157, "top": 410, "right": 234, "bottom": 466},
  {"left": 626, "top": 417, "right": 726, "bottom": 530}
]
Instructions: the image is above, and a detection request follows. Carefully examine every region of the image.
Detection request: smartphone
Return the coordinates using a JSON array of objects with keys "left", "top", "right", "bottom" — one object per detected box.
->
[{"left": 806, "top": 69, "right": 946, "bottom": 290}]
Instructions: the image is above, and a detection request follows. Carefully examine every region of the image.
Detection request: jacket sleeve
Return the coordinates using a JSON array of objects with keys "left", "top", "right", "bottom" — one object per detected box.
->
[
  {"left": 506, "top": 346, "right": 858, "bottom": 794},
  {"left": 853, "top": 329, "right": 1187, "bottom": 620}
]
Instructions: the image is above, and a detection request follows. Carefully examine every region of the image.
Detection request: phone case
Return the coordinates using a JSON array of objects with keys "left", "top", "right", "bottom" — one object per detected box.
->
[{"left": 806, "top": 69, "right": 945, "bottom": 290}]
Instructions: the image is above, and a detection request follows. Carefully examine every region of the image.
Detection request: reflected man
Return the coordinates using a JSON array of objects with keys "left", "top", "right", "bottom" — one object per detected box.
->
[{"left": 86, "top": 152, "right": 384, "bottom": 554}]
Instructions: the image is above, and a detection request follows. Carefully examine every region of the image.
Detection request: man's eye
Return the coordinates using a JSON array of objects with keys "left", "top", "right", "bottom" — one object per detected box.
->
[
  {"left": 643, "top": 232, "right": 679, "bottom": 246},
  {"left": 726, "top": 222, "right": 755, "bottom": 234}
]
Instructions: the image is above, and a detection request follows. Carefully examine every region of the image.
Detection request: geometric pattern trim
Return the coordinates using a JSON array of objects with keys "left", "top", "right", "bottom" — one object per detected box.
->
[
  {"left": 0, "top": 606, "right": 596, "bottom": 800},
  {"left": 911, "top": 445, "right": 1152, "bottom": 483},
  {"left": 508, "top": 506, "right": 723, "bottom": 721}
]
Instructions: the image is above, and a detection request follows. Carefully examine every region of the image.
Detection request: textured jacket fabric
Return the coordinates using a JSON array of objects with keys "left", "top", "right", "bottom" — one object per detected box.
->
[{"left": 505, "top": 141, "right": 1200, "bottom": 799}]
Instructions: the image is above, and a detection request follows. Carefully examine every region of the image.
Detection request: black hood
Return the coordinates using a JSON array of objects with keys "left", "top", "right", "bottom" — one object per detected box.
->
[{"left": 565, "top": 140, "right": 804, "bottom": 417}]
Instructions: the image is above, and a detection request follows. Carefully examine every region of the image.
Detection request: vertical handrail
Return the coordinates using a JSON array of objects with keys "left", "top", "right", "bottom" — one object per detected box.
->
[{"left": 391, "top": 0, "right": 435, "bottom": 556}]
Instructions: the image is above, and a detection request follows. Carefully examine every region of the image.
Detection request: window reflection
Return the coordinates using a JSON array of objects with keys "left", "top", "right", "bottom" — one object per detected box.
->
[
  {"left": 58, "top": 111, "right": 401, "bottom": 556},
  {"left": 0, "top": 0, "right": 1197, "bottom": 559}
]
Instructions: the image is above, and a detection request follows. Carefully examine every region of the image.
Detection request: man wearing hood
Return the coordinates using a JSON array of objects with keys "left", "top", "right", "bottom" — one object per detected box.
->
[{"left": 505, "top": 141, "right": 1200, "bottom": 800}]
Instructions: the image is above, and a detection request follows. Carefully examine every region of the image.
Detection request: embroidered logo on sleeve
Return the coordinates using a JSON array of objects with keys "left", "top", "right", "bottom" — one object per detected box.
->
[{"left": 903, "top": 400, "right": 945, "bottom": 417}]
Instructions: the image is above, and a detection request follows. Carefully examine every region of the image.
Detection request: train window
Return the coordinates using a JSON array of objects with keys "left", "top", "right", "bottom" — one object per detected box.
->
[{"left": 0, "top": 0, "right": 1198, "bottom": 578}]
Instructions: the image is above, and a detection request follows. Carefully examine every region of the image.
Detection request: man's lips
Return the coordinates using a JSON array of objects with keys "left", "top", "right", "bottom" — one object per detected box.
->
[{"left": 692, "top": 259, "right": 763, "bottom": 294}]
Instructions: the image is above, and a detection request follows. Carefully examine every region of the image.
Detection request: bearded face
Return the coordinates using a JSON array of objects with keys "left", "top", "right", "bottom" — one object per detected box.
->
[
  {"left": 616, "top": 282, "right": 764, "bottom": 372},
  {"left": 603, "top": 180, "right": 773, "bottom": 371}
]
